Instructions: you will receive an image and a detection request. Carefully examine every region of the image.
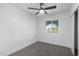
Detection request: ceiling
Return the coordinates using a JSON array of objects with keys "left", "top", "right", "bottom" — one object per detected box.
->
[{"left": 10, "top": 3, "right": 73, "bottom": 16}]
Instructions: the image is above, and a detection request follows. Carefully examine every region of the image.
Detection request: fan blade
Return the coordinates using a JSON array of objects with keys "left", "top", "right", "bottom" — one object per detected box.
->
[
  {"left": 28, "top": 7, "right": 40, "bottom": 10},
  {"left": 35, "top": 11, "right": 39, "bottom": 15},
  {"left": 44, "top": 6, "right": 56, "bottom": 10}
]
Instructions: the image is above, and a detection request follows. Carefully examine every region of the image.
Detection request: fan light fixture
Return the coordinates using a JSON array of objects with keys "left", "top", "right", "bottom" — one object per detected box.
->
[
  {"left": 39, "top": 9, "right": 44, "bottom": 13},
  {"left": 28, "top": 3, "right": 56, "bottom": 15}
]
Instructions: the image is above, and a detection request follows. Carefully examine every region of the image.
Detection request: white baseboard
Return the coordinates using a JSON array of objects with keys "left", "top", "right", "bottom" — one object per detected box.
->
[{"left": 6, "top": 40, "right": 36, "bottom": 56}]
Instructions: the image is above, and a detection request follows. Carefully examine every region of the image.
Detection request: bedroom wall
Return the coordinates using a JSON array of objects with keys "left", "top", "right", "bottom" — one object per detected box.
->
[
  {"left": 37, "top": 13, "right": 72, "bottom": 49},
  {"left": 0, "top": 4, "right": 37, "bottom": 55}
]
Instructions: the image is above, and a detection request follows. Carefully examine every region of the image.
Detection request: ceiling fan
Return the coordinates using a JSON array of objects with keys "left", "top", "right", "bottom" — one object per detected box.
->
[{"left": 28, "top": 3, "right": 56, "bottom": 15}]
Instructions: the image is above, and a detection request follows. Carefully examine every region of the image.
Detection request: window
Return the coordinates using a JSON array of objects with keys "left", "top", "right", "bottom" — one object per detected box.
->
[{"left": 46, "top": 20, "right": 58, "bottom": 33}]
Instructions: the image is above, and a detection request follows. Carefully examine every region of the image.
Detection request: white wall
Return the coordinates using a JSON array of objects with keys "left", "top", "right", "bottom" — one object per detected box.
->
[
  {"left": 37, "top": 13, "right": 72, "bottom": 49},
  {"left": 0, "top": 4, "right": 37, "bottom": 56},
  {"left": 70, "top": 14, "right": 74, "bottom": 55}
]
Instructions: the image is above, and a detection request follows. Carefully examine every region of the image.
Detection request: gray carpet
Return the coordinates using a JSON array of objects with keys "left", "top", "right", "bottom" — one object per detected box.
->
[{"left": 10, "top": 41, "right": 73, "bottom": 56}]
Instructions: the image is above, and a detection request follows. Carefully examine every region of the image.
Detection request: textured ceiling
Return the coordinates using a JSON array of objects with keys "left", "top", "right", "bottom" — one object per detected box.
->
[{"left": 10, "top": 3, "right": 73, "bottom": 16}]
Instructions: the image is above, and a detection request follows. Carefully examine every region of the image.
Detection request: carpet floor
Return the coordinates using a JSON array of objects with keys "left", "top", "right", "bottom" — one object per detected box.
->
[{"left": 10, "top": 41, "right": 73, "bottom": 56}]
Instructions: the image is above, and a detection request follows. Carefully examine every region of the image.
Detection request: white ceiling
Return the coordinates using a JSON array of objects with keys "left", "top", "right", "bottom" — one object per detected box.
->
[{"left": 10, "top": 3, "right": 73, "bottom": 16}]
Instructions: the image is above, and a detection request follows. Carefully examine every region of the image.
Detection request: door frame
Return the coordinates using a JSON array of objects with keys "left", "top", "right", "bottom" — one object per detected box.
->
[{"left": 74, "top": 8, "right": 78, "bottom": 56}]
